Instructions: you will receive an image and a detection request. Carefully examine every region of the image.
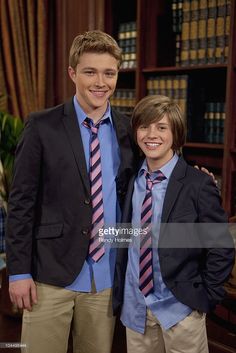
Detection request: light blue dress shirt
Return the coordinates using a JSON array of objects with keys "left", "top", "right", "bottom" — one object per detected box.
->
[
  {"left": 121, "top": 154, "right": 192, "bottom": 333},
  {"left": 10, "top": 96, "right": 121, "bottom": 293}
]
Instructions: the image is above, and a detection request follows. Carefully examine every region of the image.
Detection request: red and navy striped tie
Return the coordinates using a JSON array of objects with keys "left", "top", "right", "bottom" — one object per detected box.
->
[
  {"left": 83, "top": 118, "right": 105, "bottom": 262},
  {"left": 139, "top": 170, "right": 166, "bottom": 297}
]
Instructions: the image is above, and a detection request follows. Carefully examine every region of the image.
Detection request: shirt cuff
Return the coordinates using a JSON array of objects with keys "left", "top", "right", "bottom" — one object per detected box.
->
[{"left": 9, "top": 274, "right": 32, "bottom": 282}]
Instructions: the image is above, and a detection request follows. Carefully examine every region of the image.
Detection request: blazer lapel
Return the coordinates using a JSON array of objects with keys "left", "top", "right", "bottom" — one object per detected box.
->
[
  {"left": 62, "top": 99, "right": 90, "bottom": 196},
  {"left": 161, "top": 157, "right": 187, "bottom": 222}
]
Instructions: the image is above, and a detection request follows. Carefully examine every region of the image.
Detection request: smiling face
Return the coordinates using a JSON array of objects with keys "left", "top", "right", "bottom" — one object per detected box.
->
[
  {"left": 136, "top": 114, "right": 174, "bottom": 171},
  {"left": 68, "top": 52, "right": 119, "bottom": 121},
  {"left": 132, "top": 95, "right": 186, "bottom": 171}
]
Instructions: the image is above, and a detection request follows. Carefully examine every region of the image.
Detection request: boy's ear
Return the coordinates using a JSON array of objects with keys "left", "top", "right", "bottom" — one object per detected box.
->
[{"left": 68, "top": 66, "right": 76, "bottom": 82}]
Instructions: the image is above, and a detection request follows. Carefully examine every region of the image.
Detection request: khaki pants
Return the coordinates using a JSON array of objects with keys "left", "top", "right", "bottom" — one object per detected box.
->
[
  {"left": 21, "top": 282, "right": 115, "bottom": 353},
  {"left": 126, "top": 309, "right": 209, "bottom": 353}
]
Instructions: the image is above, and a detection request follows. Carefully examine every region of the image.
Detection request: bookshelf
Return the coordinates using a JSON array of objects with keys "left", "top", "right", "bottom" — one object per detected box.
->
[{"left": 105, "top": 0, "right": 236, "bottom": 218}]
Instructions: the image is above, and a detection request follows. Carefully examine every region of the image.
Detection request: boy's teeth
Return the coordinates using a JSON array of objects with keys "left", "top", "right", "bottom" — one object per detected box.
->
[{"left": 146, "top": 143, "right": 159, "bottom": 146}]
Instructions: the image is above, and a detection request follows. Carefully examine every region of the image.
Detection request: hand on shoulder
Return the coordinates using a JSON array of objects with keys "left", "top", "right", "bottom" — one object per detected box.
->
[{"left": 194, "top": 165, "right": 217, "bottom": 185}]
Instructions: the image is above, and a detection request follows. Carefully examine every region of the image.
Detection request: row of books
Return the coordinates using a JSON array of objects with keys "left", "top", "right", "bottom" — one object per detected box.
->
[
  {"left": 118, "top": 22, "right": 137, "bottom": 69},
  {"left": 203, "top": 101, "right": 225, "bottom": 143},
  {"left": 146, "top": 75, "right": 188, "bottom": 117},
  {"left": 110, "top": 89, "right": 136, "bottom": 115},
  {"left": 112, "top": 87, "right": 225, "bottom": 146},
  {"left": 146, "top": 76, "right": 225, "bottom": 144},
  {"left": 172, "top": 0, "right": 231, "bottom": 66}
]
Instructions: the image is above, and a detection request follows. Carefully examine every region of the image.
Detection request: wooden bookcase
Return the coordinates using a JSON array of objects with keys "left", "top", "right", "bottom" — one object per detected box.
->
[{"left": 105, "top": 0, "right": 236, "bottom": 218}]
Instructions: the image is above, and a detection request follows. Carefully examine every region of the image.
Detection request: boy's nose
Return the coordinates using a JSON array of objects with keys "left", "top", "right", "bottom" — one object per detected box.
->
[
  {"left": 95, "top": 74, "right": 105, "bottom": 86},
  {"left": 147, "top": 126, "right": 157, "bottom": 137}
]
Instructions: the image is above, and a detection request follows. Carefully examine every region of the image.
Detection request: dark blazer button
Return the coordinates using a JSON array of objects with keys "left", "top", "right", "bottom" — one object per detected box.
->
[
  {"left": 117, "top": 189, "right": 126, "bottom": 196},
  {"left": 84, "top": 199, "right": 90, "bottom": 205},
  {"left": 81, "top": 229, "right": 89, "bottom": 235}
]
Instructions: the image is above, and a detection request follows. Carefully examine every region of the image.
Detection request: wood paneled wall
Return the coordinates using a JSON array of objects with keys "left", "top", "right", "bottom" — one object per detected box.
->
[{"left": 54, "top": 0, "right": 105, "bottom": 104}]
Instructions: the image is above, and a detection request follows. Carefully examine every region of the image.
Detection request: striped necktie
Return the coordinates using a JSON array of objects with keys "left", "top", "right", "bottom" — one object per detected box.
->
[
  {"left": 139, "top": 170, "right": 166, "bottom": 297},
  {"left": 83, "top": 117, "right": 105, "bottom": 262}
]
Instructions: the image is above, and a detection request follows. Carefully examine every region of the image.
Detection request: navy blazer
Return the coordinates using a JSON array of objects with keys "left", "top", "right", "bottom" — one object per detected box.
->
[
  {"left": 6, "top": 99, "right": 138, "bottom": 287},
  {"left": 113, "top": 156, "right": 235, "bottom": 314}
]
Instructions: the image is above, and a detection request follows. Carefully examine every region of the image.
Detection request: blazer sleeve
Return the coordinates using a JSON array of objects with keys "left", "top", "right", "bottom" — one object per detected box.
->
[
  {"left": 197, "top": 175, "right": 235, "bottom": 306},
  {"left": 6, "top": 115, "right": 42, "bottom": 275}
]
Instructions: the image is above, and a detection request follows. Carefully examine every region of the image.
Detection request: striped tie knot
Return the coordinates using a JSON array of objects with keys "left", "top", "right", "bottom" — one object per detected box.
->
[
  {"left": 91, "top": 125, "right": 99, "bottom": 134},
  {"left": 145, "top": 170, "right": 166, "bottom": 190},
  {"left": 83, "top": 117, "right": 104, "bottom": 134}
]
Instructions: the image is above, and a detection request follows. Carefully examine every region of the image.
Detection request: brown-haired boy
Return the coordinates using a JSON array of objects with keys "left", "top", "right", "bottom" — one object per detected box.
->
[
  {"left": 6, "top": 30, "right": 137, "bottom": 353},
  {"left": 115, "top": 95, "right": 235, "bottom": 353}
]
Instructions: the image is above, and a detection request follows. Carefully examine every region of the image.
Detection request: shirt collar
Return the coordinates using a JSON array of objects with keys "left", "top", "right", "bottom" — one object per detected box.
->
[
  {"left": 139, "top": 153, "right": 179, "bottom": 180},
  {"left": 73, "top": 95, "right": 113, "bottom": 126}
]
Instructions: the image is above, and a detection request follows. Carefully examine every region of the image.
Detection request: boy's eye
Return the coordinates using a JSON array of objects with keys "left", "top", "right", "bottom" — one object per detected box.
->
[
  {"left": 105, "top": 71, "right": 116, "bottom": 77},
  {"left": 139, "top": 125, "right": 148, "bottom": 129},
  {"left": 84, "top": 70, "right": 95, "bottom": 75}
]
